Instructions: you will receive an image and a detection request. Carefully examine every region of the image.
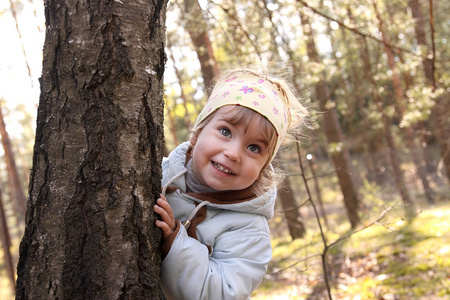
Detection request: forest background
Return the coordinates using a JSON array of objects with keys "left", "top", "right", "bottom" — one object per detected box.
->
[{"left": 0, "top": 0, "right": 449, "bottom": 299}]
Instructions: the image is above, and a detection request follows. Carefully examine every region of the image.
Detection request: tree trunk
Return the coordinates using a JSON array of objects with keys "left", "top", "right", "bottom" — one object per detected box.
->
[
  {"left": 299, "top": 10, "right": 360, "bottom": 228},
  {"left": 167, "top": 37, "right": 193, "bottom": 129},
  {"left": 307, "top": 155, "right": 328, "bottom": 228},
  {"left": 0, "top": 187, "right": 15, "bottom": 293},
  {"left": 373, "top": 0, "right": 434, "bottom": 204},
  {"left": 409, "top": 0, "right": 450, "bottom": 184},
  {"left": 15, "top": 1, "right": 168, "bottom": 299},
  {"left": 0, "top": 103, "right": 27, "bottom": 222},
  {"left": 358, "top": 36, "right": 415, "bottom": 215},
  {"left": 274, "top": 161, "right": 306, "bottom": 240},
  {"left": 184, "top": 0, "right": 219, "bottom": 93},
  {"left": 165, "top": 103, "right": 180, "bottom": 147}
]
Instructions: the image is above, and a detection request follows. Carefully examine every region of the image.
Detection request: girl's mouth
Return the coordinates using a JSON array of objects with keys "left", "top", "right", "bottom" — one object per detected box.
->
[{"left": 212, "top": 162, "right": 236, "bottom": 175}]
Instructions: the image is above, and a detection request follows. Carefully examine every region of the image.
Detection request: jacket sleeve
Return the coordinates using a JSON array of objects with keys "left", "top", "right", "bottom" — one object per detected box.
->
[{"left": 160, "top": 217, "right": 272, "bottom": 300}]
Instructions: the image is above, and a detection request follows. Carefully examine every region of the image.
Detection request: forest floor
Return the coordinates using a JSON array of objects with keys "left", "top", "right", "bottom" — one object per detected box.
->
[
  {"left": 252, "top": 199, "right": 450, "bottom": 300},
  {"left": 1, "top": 193, "right": 449, "bottom": 299}
]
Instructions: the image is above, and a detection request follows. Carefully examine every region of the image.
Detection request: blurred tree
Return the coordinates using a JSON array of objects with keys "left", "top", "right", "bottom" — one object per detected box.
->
[
  {"left": 373, "top": 0, "right": 434, "bottom": 204},
  {"left": 298, "top": 6, "right": 361, "bottom": 228},
  {"left": 0, "top": 186, "right": 15, "bottom": 293},
  {"left": 408, "top": 0, "right": 450, "bottom": 184},
  {"left": 183, "top": 0, "right": 219, "bottom": 93},
  {"left": 274, "top": 160, "right": 306, "bottom": 239},
  {"left": 357, "top": 28, "right": 415, "bottom": 215},
  {"left": 167, "top": 36, "right": 193, "bottom": 129},
  {"left": 15, "top": 0, "right": 168, "bottom": 299},
  {"left": 0, "top": 102, "right": 26, "bottom": 223},
  {"left": 165, "top": 102, "right": 180, "bottom": 147}
]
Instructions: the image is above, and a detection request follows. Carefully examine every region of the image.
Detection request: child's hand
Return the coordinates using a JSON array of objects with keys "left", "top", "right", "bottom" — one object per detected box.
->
[{"left": 154, "top": 194, "right": 176, "bottom": 239}]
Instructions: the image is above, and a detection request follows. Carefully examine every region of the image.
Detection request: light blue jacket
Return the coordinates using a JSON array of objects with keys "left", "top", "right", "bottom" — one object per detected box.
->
[{"left": 160, "top": 142, "right": 276, "bottom": 300}]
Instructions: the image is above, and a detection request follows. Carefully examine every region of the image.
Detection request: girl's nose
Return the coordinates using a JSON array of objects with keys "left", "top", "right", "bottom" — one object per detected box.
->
[{"left": 224, "top": 143, "right": 241, "bottom": 163}]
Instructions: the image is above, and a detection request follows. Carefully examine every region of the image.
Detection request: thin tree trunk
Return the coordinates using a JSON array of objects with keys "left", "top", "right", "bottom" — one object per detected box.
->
[
  {"left": 275, "top": 161, "right": 306, "bottom": 240},
  {"left": 358, "top": 36, "right": 415, "bottom": 215},
  {"left": 345, "top": 5, "right": 386, "bottom": 185},
  {"left": 213, "top": 1, "right": 263, "bottom": 64},
  {"left": 0, "top": 187, "right": 15, "bottom": 293},
  {"left": 307, "top": 155, "right": 328, "bottom": 228},
  {"left": 373, "top": 0, "right": 434, "bottom": 204},
  {"left": 0, "top": 103, "right": 27, "bottom": 222},
  {"left": 15, "top": 1, "right": 168, "bottom": 299},
  {"left": 299, "top": 10, "right": 360, "bottom": 228},
  {"left": 167, "top": 38, "right": 193, "bottom": 128},
  {"left": 165, "top": 104, "right": 180, "bottom": 147},
  {"left": 409, "top": 0, "right": 450, "bottom": 184},
  {"left": 184, "top": 0, "right": 219, "bottom": 93}
]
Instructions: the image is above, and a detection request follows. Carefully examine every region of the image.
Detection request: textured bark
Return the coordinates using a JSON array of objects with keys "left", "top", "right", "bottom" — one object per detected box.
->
[
  {"left": 299, "top": 11, "right": 360, "bottom": 228},
  {"left": 15, "top": 1, "right": 168, "bottom": 299}
]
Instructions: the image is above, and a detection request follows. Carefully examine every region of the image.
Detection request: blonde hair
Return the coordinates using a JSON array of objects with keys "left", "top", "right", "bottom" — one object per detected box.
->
[{"left": 190, "top": 68, "right": 308, "bottom": 195}]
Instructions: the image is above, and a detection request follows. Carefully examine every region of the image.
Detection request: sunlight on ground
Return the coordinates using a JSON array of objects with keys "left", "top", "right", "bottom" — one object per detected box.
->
[{"left": 253, "top": 202, "right": 450, "bottom": 299}]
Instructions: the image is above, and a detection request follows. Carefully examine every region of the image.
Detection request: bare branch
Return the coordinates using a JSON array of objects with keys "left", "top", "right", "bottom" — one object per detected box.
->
[{"left": 295, "top": 0, "right": 427, "bottom": 59}]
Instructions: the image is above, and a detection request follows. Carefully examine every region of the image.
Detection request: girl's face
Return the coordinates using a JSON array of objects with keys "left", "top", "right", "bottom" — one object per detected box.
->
[{"left": 190, "top": 106, "right": 271, "bottom": 192}]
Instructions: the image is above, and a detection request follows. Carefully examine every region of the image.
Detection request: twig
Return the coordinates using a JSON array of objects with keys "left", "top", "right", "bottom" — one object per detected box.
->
[
  {"left": 327, "top": 204, "right": 395, "bottom": 249},
  {"left": 295, "top": 0, "right": 429, "bottom": 60},
  {"left": 428, "top": 0, "right": 437, "bottom": 90},
  {"left": 295, "top": 139, "right": 333, "bottom": 300},
  {"left": 270, "top": 254, "right": 321, "bottom": 276},
  {"left": 9, "top": 0, "right": 34, "bottom": 89},
  {"left": 288, "top": 167, "right": 342, "bottom": 180},
  {"left": 205, "top": 0, "right": 242, "bottom": 67}
]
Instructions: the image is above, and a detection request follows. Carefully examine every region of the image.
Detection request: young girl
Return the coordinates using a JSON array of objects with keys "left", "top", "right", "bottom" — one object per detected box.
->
[{"left": 154, "top": 69, "right": 308, "bottom": 299}]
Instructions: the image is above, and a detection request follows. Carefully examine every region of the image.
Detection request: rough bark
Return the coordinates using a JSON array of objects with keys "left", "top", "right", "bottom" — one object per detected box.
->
[
  {"left": 15, "top": 1, "right": 168, "bottom": 299},
  {"left": 299, "top": 11, "right": 360, "bottom": 228}
]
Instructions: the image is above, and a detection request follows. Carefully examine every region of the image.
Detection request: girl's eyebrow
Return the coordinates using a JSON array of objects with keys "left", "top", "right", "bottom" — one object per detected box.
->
[{"left": 254, "top": 137, "right": 269, "bottom": 147}]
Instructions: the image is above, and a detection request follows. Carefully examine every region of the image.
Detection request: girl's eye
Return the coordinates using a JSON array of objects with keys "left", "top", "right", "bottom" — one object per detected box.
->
[
  {"left": 248, "top": 144, "right": 260, "bottom": 153},
  {"left": 219, "top": 128, "right": 231, "bottom": 138}
]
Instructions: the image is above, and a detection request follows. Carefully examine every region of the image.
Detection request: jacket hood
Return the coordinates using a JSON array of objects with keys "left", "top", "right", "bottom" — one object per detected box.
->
[{"left": 162, "top": 141, "right": 277, "bottom": 220}]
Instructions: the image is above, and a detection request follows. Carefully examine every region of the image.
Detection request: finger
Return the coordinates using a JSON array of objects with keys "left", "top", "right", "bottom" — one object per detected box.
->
[
  {"left": 153, "top": 203, "right": 169, "bottom": 220},
  {"left": 155, "top": 220, "right": 172, "bottom": 238},
  {"left": 157, "top": 198, "right": 174, "bottom": 218},
  {"left": 153, "top": 203, "right": 175, "bottom": 230}
]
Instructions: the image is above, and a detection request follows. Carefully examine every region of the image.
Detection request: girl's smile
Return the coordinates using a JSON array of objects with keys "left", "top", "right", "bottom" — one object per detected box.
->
[{"left": 212, "top": 161, "right": 236, "bottom": 175}]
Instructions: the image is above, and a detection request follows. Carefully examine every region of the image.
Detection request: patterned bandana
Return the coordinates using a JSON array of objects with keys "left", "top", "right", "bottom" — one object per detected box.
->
[{"left": 194, "top": 75, "right": 291, "bottom": 162}]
